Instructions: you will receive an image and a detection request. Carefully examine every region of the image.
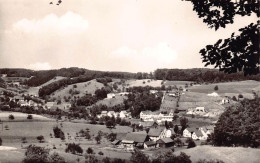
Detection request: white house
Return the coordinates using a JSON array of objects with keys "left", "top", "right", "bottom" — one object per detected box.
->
[
  {"left": 140, "top": 111, "right": 173, "bottom": 122},
  {"left": 220, "top": 98, "right": 230, "bottom": 104},
  {"left": 107, "top": 93, "right": 116, "bottom": 99},
  {"left": 107, "top": 111, "right": 116, "bottom": 117},
  {"left": 183, "top": 127, "right": 207, "bottom": 140},
  {"left": 46, "top": 102, "right": 57, "bottom": 109},
  {"left": 207, "top": 92, "right": 219, "bottom": 97},
  {"left": 119, "top": 111, "right": 127, "bottom": 118}
]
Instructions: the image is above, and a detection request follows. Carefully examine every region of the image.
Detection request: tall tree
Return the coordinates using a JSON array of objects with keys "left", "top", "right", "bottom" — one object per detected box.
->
[{"left": 187, "top": 0, "right": 259, "bottom": 75}]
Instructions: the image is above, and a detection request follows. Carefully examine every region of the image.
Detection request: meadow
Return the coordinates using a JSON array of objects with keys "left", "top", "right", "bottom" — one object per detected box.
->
[{"left": 176, "top": 145, "right": 260, "bottom": 163}]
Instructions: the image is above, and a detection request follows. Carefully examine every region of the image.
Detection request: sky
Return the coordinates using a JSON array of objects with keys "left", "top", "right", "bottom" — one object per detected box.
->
[{"left": 0, "top": 0, "right": 257, "bottom": 73}]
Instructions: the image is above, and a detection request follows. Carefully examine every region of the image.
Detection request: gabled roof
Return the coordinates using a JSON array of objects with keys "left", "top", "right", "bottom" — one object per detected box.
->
[
  {"left": 148, "top": 128, "right": 164, "bottom": 137},
  {"left": 159, "top": 137, "right": 173, "bottom": 144},
  {"left": 116, "top": 133, "right": 127, "bottom": 141},
  {"left": 101, "top": 111, "right": 107, "bottom": 114},
  {"left": 124, "top": 131, "right": 147, "bottom": 143},
  {"left": 144, "top": 141, "right": 157, "bottom": 146},
  {"left": 194, "top": 130, "right": 204, "bottom": 137},
  {"left": 185, "top": 127, "right": 197, "bottom": 133},
  {"left": 139, "top": 121, "right": 155, "bottom": 127},
  {"left": 112, "top": 140, "right": 121, "bottom": 145},
  {"left": 120, "top": 111, "right": 127, "bottom": 114}
]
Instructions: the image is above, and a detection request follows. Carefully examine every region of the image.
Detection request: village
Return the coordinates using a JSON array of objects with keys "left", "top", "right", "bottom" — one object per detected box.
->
[{"left": 0, "top": 73, "right": 221, "bottom": 153}]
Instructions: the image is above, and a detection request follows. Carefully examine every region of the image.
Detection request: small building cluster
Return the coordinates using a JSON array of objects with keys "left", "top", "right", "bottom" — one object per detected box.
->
[
  {"left": 97, "top": 110, "right": 131, "bottom": 119},
  {"left": 183, "top": 126, "right": 214, "bottom": 140},
  {"left": 45, "top": 102, "right": 72, "bottom": 110},
  {"left": 112, "top": 126, "right": 175, "bottom": 150},
  {"left": 186, "top": 107, "right": 207, "bottom": 115},
  {"left": 11, "top": 96, "right": 42, "bottom": 107},
  {"left": 140, "top": 111, "right": 174, "bottom": 123}
]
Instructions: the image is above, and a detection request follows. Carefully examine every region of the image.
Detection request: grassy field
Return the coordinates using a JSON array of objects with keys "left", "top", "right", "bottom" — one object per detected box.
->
[
  {"left": 125, "top": 79, "right": 163, "bottom": 88},
  {"left": 50, "top": 79, "right": 104, "bottom": 100},
  {"left": 0, "top": 112, "right": 52, "bottom": 121},
  {"left": 175, "top": 146, "right": 260, "bottom": 163},
  {"left": 164, "top": 81, "right": 193, "bottom": 86},
  {"left": 0, "top": 118, "right": 133, "bottom": 163},
  {"left": 95, "top": 95, "right": 127, "bottom": 107},
  {"left": 40, "top": 76, "right": 66, "bottom": 87},
  {"left": 189, "top": 80, "right": 260, "bottom": 96}
]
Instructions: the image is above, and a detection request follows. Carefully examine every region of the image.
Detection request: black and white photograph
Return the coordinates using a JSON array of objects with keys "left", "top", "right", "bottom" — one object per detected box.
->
[{"left": 0, "top": 0, "right": 259, "bottom": 163}]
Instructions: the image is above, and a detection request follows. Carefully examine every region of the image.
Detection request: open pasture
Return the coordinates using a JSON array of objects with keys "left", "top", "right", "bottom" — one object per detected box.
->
[
  {"left": 176, "top": 146, "right": 260, "bottom": 163},
  {"left": 95, "top": 95, "right": 127, "bottom": 107},
  {"left": 164, "top": 80, "right": 193, "bottom": 86},
  {"left": 189, "top": 80, "right": 260, "bottom": 95},
  {"left": 50, "top": 79, "right": 104, "bottom": 100},
  {"left": 125, "top": 79, "right": 163, "bottom": 88},
  {"left": 0, "top": 112, "right": 52, "bottom": 121}
]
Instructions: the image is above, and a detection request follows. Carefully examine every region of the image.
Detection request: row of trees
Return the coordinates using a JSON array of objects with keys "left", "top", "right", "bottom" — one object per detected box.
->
[{"left": 154, "top": 68, "right": 260, "bottom": 83}]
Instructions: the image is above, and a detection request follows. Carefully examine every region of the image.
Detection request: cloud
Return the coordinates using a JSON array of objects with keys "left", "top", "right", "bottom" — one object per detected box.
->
[
  {"left": 13, "top": 11, "right": 88, "bottom": 34},
  {"left": 111, "top": 46, "right": 137, "bottom": 57},
  {"left": 111, "top": 42, "right": 177, "bottom": 63},
  {"left": 28, "top": 62, "right": 52, "bottom": 70},
  {"left": 110, "top": 42, "right": 178, "bottom": 72},
  {"left": 141, "top": 42, "right": 177, "bottom": 64}
]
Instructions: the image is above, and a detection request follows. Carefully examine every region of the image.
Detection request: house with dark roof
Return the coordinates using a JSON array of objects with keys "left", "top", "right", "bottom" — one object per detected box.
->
[
  {"left": 121, "top": 131, "right": 148, "bottom": 149},
  {"left": 139, "top": 121, "right": 157, "bottom": 129},
  {"left": 148, "top": 127, "right": 168, "bottom": 141},
  {"left": 156, "top": 137, "right": 174, "bottom": 148},
  {"left": 144, "top": 141, "right": 157, "bottom": 149}
]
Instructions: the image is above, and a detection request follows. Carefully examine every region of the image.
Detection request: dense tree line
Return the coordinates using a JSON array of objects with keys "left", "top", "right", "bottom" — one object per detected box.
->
[
  {"left": 154, "top": 68, "right": 260, "bottom": 83},
  {"left": 212, "top": 97, "right": 260, "bottom": 147},
  {"left": 38, "top": 75, "right": 93, "bottom": 97},
  {"left": 125, "top": 91, "right": 162, "bottom": 117}
]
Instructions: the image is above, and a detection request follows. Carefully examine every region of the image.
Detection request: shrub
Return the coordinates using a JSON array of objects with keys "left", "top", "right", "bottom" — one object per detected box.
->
[
  {"left": 214, "top": 85, "right": 219, "bottom": 91},
  {"left": 86, "top": 147, "right": 94, "bottom": 154},
  {"left": 37, "top": 135, "right": 45, "bottom": 143},
  {"left": 238, "top": 94, "right": 243, "bottom": 98},
  {"left": 27, "top": 114, "right": 33, "bottom": 119},
  {"left": 22, "top": 137, "right": 27, "bottom": 143},
  {"left": 186, "top": 138, "right": 196, "bottom": 148},
  {"left": 65, "top": 143, "right": 83, "bottom": 155},
  {"left": 53, "top": 126, "right": 65, "bottom": 139},
  {"left": 0, "top": 137, "right": 2, "bottom": 146},
  {"left": 98, "top": 151, "right": 104, "bottom": 155},
  {"left": 9, "top": 114, "right": 14, "bottom": 120}
]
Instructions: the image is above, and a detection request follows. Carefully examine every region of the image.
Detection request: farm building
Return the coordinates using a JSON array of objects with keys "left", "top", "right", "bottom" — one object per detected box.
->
[
  {"left": 107, "top": 93, "right": 116, "bottom": 98},
  {"left": 156, "top": 137, "right": 174, "bottom": 148},
  {"left": 148, "top": 127, "right": 173, "bottom": 141},
  {"left": 139, "top": 121, "right": 158, "bottom": 129},
  {"left": 183, "top": 127, "right": 207, "bottom": 140},
  {"left": 140, "top": 111, "right": 174, "bottom": 122},
  {"left": 144, "top": 141, "right": 157, "bottom": 149},
  {"left": 121, "top": 131, "right": 148, "bottom": 149},
  {"left": 207, "top": 92, "right": 219, "bottom": 97},
  {"left": 45, "top": 102, "right": 57, "bottom": 109}
]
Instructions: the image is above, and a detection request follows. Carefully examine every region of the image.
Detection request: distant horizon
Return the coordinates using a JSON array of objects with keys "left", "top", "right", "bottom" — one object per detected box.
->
[{"left": 0, "top": 66, "right": 219, "bottom": 74}]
